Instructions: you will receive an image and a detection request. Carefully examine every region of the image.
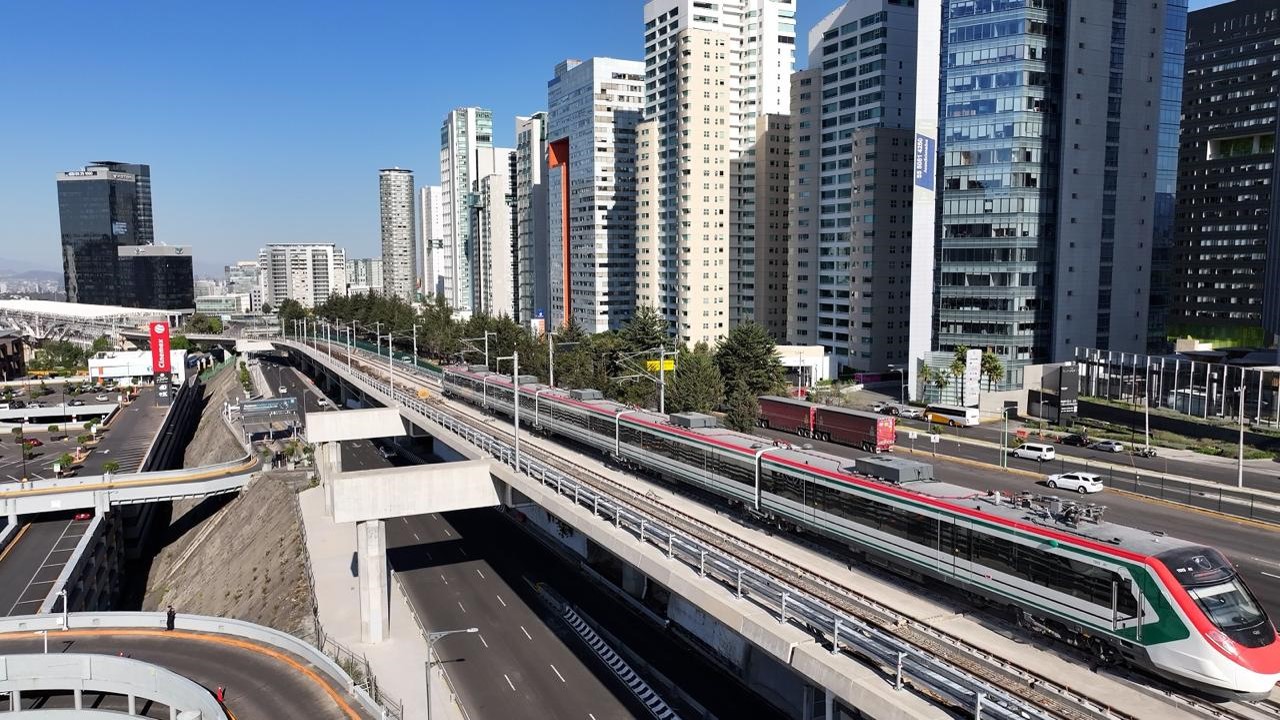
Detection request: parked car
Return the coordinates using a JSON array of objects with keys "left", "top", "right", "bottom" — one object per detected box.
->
[
  {"left": 278, "top": 386, "right": 287, "bottom": 395},
  {"left": 1088, "top": 439, "right": 1125, "bottom": 453},
  {"left": 317, "top": 398, "right": 332, "bottom": 408},
  {"left": 22, "top": 438, "right": 43, "bottom": 448},
  {"left": 1011, "top": 442, "right": 1056, "bottom": 462},
  {"left": 899, "top": 407, "right": 925, "bottom": 420},
  {"left": 1045, "top": 472, "right": 1104, "bottom": 494},
  {"left": 1060, "top": 434, "right": 1089, "bottom": 447},
  {"left": 68, "top": 399, "right": 85, "bottom": 407},
  {"left": 870, "top": 401, "right": 889, "bottom": 414},
  {"left": 377, "top": 445, "right": 396, "bottom": 460},
  {"left": 73, "top": 511, "right": 93, "bottom": 521},
  {"left": 94, "top": 394, "right": 110, "bottom": 402}
]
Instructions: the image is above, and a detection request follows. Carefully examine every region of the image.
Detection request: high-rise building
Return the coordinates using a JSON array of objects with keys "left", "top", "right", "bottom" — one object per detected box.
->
[
  {"left": 515, "top": 113, "right": 550, "bottom": 325},
  {"left": 346, "top": 257, "right": 385, "bottom": 295},
  {"left": 57, "top": 162, "right": 150, "bottom": 305},
  {"left": 547, "top": 58, "right": 646, "bottom": 333},
  {"left": 257, "top": 243, "right": 347, "bottom": 309},
  {"left": 928, "top": 0, "right": 1184, "bottom": 389},
  {"left": 224, "top": 260, "right": 263, "bottom": 311},
  {"left": 473, "top": 166, "right": 517, "bottom": 319},
  {"left": 420, "top": 185, "right": 446, "bottom": 300},
  {"left": 116, "top": 245, "right": 194, "bottom": 310},
  {"left": 787, "top": 1, "right": 918, "bottom": 372},
  {"left": 379, "top": 168, "right": 416, "bottom": 303},
  {"left": 1170, "top": 0, "right": 1276, "bottom": 348},
  {"left": 440, "top": 107, "right": 499, "bottom": 316},
  {"left": 637, "top": 0, "right": 796, "bottom": 346},
  {"left": 754, "top": 114, "right": 791, "bottom": 342}
]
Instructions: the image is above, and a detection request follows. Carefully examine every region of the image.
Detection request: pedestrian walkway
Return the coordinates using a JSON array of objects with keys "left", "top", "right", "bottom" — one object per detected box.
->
[{"left": 298, "top": 485, "right": 463, "bottom": 720}]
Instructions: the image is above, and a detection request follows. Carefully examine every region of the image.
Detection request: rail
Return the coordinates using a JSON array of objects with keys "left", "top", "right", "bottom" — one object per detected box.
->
[{"left": 285, "top": 339, "right": 1120, "bottom": 720}]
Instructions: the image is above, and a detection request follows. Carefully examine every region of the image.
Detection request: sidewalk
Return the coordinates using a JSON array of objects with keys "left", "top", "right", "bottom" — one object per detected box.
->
[{"left": 297, "top": 485, "right": 463, "bottom": 720}]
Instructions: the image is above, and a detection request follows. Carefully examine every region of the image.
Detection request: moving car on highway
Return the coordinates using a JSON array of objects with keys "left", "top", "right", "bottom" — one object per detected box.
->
[
  {"left": 1045, "top": 471, "right": 1104, "bottom": 494},
  {"left": 1089, "top": 439, "right": 1125, "bottom": 453}
]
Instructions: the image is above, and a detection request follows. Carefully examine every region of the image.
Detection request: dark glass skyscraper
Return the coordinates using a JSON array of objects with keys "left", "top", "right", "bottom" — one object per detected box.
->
[
  {"left": 1170, "top": 0, "right": 1279, "bottom": 348},
  {"left": 57, "top": 161, "right": 191, "bottom": 309},
  {"left": 933, "top": 0, "right": 1186, "bottom": 387}
]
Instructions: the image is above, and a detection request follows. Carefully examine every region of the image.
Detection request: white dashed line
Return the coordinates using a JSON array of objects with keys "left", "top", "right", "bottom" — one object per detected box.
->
[
  {"left": 440, "top": 575, "right": 449, "bottom": 585},
  {"left": 496, "top": 595, "right": 506, "bottom": 608},
  {"left": 520, "top": 626, "right": 532, "bottom": 640},
  {"left": 504, "top": 674, "right": 516, "bottom": 691},
  {"left": 413, "top": 533, "right": 420, "bottom": 541},
  {"left": 550, "top": 664, "right": 565, "bottom": 683},
  {"left": 1262, "top": 571, "right": 1280, "bottom": 580},
  {"left": 457, "top": 601, "right": 467, "bottom": 613},
  {"left": 443, "top": 528, "right": 452, "bottom": 537},
  {"left": 478, "top": 634, "right": 489, "bottom": 648},
  {"left": 476, "top": 569, "right": 485, "bottom": 580}
]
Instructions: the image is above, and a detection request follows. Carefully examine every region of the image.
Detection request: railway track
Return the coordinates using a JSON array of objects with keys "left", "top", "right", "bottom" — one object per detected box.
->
[{"left": 304, "top": 340, "right": 1278, "bottom": 720}]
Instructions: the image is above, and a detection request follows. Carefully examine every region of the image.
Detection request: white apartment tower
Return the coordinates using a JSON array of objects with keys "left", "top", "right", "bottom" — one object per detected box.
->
[
  {"left": 474, "top": 164, "right": 517, "bottom": 319},
  {"left": 638, "top": 0, "right": 796, "bottom": 346},
  {"left": 257, "top": 243, "right": 347, "bottom": 309},
  {"left": 379, "top": 168, "right": 415, "bottom": 303},
  {"left": 515, "top": 113, "right": 549, "bottom": 324},
  {"left": 440, "top": 108, "right": 499, "bottom": 316},
  {"left": 419, "top": 185, "right": 446, "bottom": 300},
  {"left": 547, "top": 58, "right": 646, "bottom": 333}
]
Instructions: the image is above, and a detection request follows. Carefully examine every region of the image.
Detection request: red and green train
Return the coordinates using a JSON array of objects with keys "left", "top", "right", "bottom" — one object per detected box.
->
[{"left": 442, "top": 365, "right": 1280, "bottom": 699}]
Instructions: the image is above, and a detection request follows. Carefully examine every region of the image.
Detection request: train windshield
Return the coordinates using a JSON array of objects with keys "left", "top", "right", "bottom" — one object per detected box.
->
[
  {"left": 1187, "top": 580, "right": 1267, "bottom": 632},
  {"left": 1156, "top": 546, "right": 1236, "bottom": 587}
]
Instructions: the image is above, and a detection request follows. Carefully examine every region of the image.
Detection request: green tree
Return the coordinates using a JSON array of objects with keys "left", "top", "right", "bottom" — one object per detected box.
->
[
  {"left": 188, "top": 314, "right": 224, "bottom": 334},
  {"left": 278, "top": 298, "right": 307, "bottom": 325},
  {"left": 980, "top": 350, "right": 1005, "bottom": 391},
  {"left": 55, "top": 452, "right": 74, "bottom": 474},
  {"left": 667, "top": 342, "right": 723, "bottom": 414},
  {"left": 91, "top": 336, "right": 111, "bottom": 353},
  {"left": 170, "top": 335, "right": 192, "bottom": 350},
  {"left": 102, "top": 460, "right": 121, "bottom": 475},
  {"left": 948, "top": 345, "right": 969, "bottom": 404},
  {"left": 716, "top": 322, "right": 786, "bottom": 398},
  {"left": 723, "top": 379, "right": 760, "bottom": 433},
  {"left": 261, "top": 302, "right": 273, "bottom": 314},
  {"left": 619, "top": 305, "right": 667, "bottom": 355}
]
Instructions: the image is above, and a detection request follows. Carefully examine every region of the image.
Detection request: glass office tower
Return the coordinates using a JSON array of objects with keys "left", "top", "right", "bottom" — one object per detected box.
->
[{"left": 57, "top": 163, "right": 146, "bottom": 305}]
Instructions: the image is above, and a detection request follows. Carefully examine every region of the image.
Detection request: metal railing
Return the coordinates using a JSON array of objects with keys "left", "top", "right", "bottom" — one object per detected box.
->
[{"left": 288, "top": 339, "right": 1108, "bottom": 720}]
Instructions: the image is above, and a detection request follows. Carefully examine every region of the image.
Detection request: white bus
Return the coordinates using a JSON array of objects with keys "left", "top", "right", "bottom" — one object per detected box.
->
[{"left": 924, "top": 403, "right": 980, "bottom": 427}]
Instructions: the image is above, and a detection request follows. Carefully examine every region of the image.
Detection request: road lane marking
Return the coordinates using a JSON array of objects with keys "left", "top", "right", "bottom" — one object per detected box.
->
[
  {"left": 1262, "top": 571, "right": 1280, "bottom": 580},
  {"left": 496, "top": 595, "right": 506, "bottom": 608},
  {"left": 520, "top": 626, "right": 532, "bottom": 640},
  {"left": 504, "top": 674, "right": 516, "bottom": 691},
  {"left": 476, "top": 569, "right": 485, "bottom": 580},
  {"left": 413, "top": 533, "right": 420, "bottom": 541},
  {"left": 459, "top": 548, "right": 467, "bottom": 557},
  {"left": 457, "top": 601, "right": 467, "bottom": 613},
  {"left": 402, "top": 517, "right": 409, "bottom": 524},
  {"left": 478, "top": 634, "right": 489, "bottom": 648},
  {"left": 550, "top": 664, "right": 565, "bottom": 683},
  {"left": 0, "top": 524, "right": 31, "bottom": 564},
  {"left": 443, "top": 528, "right": 452, "bottom": 537},
  {"left": 440, "top": 574, "right": 448, "bottom": 585}
]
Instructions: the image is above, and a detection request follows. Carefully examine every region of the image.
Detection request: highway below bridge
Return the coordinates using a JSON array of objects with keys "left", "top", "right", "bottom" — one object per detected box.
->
[{"left": 270, "top": 355, "right": 788, "bottom": 719}]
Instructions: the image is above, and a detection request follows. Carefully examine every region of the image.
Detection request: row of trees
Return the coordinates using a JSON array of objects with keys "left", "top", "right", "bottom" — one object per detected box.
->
[
  {"left": 919, "top": 346, "right": 1006, "bottom": 403},
  {"left": 27, "top": 336, "right": 112, "bottom": 372},
  {"left": 306, "top": 293, "right": 787, "bottom": 431}
]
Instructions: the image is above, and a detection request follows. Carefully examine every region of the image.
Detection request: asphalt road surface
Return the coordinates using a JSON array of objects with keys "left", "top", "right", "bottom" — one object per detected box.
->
[
  {"left": 0, "top": 630, "right": 370, "bottom": 719},
  {"left": 757, "top": 426, "right": 1280, "bottom": 620}
]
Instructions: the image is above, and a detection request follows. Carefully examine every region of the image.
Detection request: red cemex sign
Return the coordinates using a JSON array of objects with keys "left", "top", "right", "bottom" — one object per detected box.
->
[{"left": 149, "top": 321, "right": 171, "bottom": 373}]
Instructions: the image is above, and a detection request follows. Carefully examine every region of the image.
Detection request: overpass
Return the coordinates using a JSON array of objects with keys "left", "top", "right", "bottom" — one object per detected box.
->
[{"left": 0, "top": 408, "right": 258, "bottom": 521}]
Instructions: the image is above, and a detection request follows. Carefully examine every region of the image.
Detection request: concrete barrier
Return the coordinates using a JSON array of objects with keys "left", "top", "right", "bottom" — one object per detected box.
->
[{"left": 0, "top": 652, "right": 227, "bottom": 719}]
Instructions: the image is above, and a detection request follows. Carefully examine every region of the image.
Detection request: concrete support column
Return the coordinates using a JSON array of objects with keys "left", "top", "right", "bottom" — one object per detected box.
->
[
  {"left": 356, "top": 519, "right": 389, "bottom": 643},
  {"left": 74, "top": 687, "right": 82, "bottom": 710},
  {"left": 128, "top": 694, "right": 136, "bottom": 715}
]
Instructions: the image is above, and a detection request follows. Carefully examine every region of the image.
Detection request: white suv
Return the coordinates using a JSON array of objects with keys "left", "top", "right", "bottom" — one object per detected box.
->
[
  {"left": 1045, "top": 472, "right": 1104, "bottom": 494},
  {"left": 1011, "top": 442, "right": 1055, "bottom": 462}
]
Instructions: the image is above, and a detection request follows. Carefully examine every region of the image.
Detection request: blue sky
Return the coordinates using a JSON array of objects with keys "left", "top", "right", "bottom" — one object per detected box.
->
[{"left": 0, "top": 0, "right": 1229, "bottom": 274}]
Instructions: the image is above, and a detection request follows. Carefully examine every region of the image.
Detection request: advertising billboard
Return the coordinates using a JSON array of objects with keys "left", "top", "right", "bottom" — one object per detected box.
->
[{"left": 149, "top": 321, "right": 172, "bottom": 373}]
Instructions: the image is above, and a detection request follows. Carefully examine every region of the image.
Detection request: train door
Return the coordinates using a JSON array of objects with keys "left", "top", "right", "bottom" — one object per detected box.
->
[{"left": 938, "top": 517, "right": 972, "bottom": 580}]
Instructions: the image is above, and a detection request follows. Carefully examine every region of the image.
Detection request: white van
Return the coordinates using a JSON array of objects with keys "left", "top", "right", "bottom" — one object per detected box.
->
[{"left": 1011, "top": 442, "right": 1056, "bottom": 462}]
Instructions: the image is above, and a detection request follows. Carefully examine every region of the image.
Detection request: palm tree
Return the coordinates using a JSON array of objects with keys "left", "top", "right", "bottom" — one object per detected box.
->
[{"left": 981, "top": 350, "right": 1005, "bottom": 391}]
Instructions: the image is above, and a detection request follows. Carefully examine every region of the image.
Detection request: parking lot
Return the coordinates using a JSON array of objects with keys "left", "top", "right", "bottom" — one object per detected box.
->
[{"left": 0, "top": 430, "right": 88, "bottom": 483}]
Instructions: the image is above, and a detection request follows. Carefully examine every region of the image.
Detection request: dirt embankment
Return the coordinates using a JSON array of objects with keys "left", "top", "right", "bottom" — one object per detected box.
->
[{"left": 140, "top": 365, "right": 316, "bottom": 637}]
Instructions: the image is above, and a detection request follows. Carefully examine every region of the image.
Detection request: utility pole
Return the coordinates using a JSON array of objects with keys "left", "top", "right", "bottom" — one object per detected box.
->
[
  {"left": 1237, "top": 377, "right": 1247, "bottom": 488},
  {"left": 498, "top": 353, "right": 521, "bottom": 468},
  {"left": 412, "top": 324, "right": 420, "bottom": 370}
]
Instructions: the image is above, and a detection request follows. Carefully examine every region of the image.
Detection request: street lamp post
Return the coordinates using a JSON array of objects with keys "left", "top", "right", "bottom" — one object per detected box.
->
[
  {"left": 497, "top": 353, "right": 521, "bottom": 469},
  {"left": 425, "top": 627, "right": 478, "bottom": 720},
  {"left": 58, "top": 588, "right": 68, "bottom": 629},
  {"left": 1236, "top": 380, "right": 1247, "bottom": 488},
  {"left": 412, "top": 324, "right": 420, "bottom": 370}
]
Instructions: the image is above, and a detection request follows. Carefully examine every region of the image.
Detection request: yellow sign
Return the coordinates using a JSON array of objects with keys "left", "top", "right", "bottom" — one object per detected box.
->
[{"left": 645, "top": 359, "right": 676, "bottom": 373}]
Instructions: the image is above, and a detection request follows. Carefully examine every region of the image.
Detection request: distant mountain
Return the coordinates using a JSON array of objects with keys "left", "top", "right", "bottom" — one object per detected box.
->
[
  {"left": 14, "top": 269, "right": 61, "bottom": 281},
  {"left": 0, "top": 257, "right": 55, "bottom": 276}
]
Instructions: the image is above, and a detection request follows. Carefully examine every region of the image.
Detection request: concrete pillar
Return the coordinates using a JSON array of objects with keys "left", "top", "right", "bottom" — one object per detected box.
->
[
  {"left": 357, "top": 519, "right": 389, "bottom": 643},
  {"left": 128, "top": 694, "right": 136, "bottom": 715},
  {"left": 74, "top": 687, "right": 82, "bottom": 709}
]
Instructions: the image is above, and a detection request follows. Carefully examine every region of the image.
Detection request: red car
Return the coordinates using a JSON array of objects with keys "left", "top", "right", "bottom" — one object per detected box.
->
[
  {"left": 22, "top": 438, "right": 43, "bottom": 448},
  {"left": 73, "top": 511, "right": 92, "bottom": 521}
]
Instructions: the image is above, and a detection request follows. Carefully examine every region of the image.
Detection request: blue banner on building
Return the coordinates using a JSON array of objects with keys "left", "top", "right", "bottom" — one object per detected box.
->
[{"left": 913, "top": 133, "right": 936, "bottom": 191}]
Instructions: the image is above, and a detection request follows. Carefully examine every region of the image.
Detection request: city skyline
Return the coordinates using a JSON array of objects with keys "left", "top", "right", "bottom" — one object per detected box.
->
[{"left": 0, "top": 0, "right": 1236, "bottom": 270}]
